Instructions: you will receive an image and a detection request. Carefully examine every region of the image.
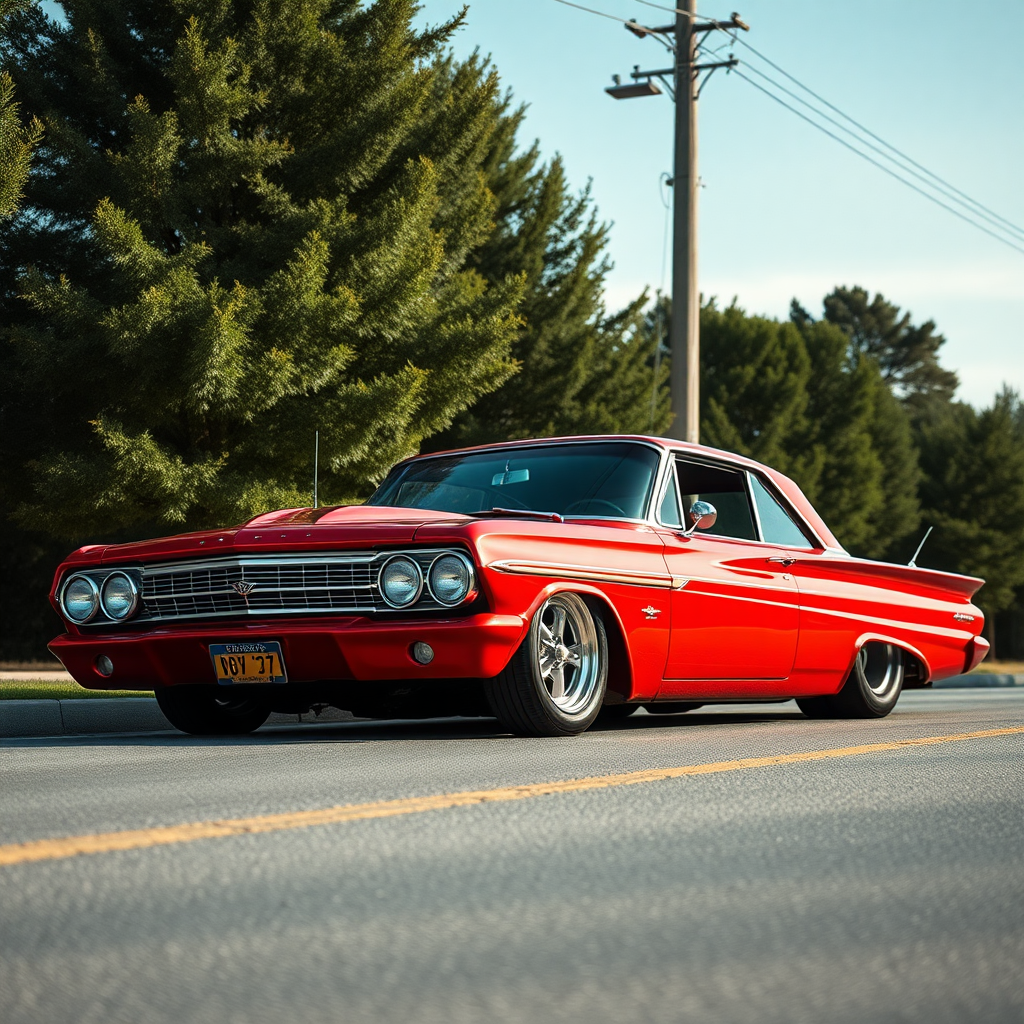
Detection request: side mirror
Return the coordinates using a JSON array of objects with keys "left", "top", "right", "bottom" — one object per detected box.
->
[{"left": 682, "top": 500, "right": 718, "bottom": 537}]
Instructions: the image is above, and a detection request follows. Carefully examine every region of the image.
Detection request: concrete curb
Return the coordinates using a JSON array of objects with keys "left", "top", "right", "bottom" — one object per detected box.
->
[
  {"left": 0, "top": 698, "right": 354, "bottom": 739},
  {"left": 932, "top": 673, "right": 1024, "bottom": 688}
]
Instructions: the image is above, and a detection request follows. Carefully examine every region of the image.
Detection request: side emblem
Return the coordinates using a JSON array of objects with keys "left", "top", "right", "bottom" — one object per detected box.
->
[
  {"left": 641, "top": 605, "right": 662, "bottom": 620},
  {"left": 953, "top": 612, "right": 975, "bottom": 623}
]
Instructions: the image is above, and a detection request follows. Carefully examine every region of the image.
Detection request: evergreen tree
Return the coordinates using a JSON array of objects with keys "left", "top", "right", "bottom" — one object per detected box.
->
[
  {"left": 431, "top": 93, "right": 670, "bottom": 448},
  {"left": 699, "top": 300, "right": 919, "bottom": 558},
  {"left": 818, "top": 285, "right": 959, "bottom": 413},
  {"left": 915, "top": 388, "right": 1024, "bottom": 634},
  {"left": 1, "top": 1, "right": 522, "bottom": 541},
  {"left": 0, "top": 0, "right": 41, "bottom": 219}
]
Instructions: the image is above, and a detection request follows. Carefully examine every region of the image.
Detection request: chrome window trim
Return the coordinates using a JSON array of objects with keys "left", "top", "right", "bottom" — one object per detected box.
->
[
  {"left": 659, "top": 449, "right": 827, "bottom": 549},
  {"left": 745, "top": 469, "right": 823, "bottom": 550},
  {"left": 746, "top": 471, "right": 766, "bottom": 542},
  {"left": 652, "top": 453, "right": 684, "bottom": 529},
  {"left": 658, "top": 451, "right": 758, "bottom": 541}
]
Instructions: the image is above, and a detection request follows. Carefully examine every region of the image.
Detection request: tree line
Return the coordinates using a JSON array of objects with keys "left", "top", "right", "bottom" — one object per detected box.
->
[{"left": 1, "top": 1, "right": 1022, "bottom": 658}]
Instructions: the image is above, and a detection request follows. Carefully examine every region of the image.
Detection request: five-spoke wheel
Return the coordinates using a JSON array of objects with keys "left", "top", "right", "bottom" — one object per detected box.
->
[{"left": 485, "top": 593, "right": 608, "bottom": 736}]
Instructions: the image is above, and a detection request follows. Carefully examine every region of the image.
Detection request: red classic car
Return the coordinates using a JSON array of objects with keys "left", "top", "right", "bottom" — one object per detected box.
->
[{"left": 49, "top": 435, "right": 989, "bottom": 736}]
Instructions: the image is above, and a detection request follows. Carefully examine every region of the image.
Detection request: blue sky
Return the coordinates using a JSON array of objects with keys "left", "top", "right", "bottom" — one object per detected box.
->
[{"left": 417, "top": 0, "right": 1024, "bottom": 407}]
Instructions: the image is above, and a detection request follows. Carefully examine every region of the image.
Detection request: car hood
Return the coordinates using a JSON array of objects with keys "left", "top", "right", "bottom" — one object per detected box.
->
[{"left": 95, "top": 506, "right": 473, "bottom": 565}]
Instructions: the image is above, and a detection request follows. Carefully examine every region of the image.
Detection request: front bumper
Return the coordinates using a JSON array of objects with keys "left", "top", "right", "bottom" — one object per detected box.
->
[{"left": 49, "top": 613, "right": 527, "bottom": 690}]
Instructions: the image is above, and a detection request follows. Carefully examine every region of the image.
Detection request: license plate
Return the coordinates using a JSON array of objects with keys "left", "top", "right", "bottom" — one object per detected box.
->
[{"left": 209, "top": 642, "right": 288, "bottom": 685}]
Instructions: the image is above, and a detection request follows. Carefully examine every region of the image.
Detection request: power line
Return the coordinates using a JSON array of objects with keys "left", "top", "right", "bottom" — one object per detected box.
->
[
  {"left": 733, "top": 36, "right": 1024, "bottom": 243},
  {"left": 551, "top": 0, "right": 633, "bottom": 25},
  {"left": 616, "top": 1, "right": 1024, "bottom": 251},
  {"left": 630, "top": 0, "right": 695, "bottom": 16},
  {"left": 730, "top": 68, "right": 1024, "bottom": 258},
  {"left": 739, "top": 61, "right": 1024, "bottom": 246}
]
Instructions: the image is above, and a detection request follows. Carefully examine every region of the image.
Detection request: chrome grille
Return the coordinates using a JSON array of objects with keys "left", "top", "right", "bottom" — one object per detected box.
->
[{"left": 124, "top": 552, "right": 446, "bottom": 624}]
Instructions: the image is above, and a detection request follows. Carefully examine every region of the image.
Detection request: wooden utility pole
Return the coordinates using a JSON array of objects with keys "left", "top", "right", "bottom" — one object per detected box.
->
[
  {"left": 671, "top": 3, "right": 700, "bottom": 444},
  {"left": 607, "top": 10, "right": 747, "bottom": 444}
]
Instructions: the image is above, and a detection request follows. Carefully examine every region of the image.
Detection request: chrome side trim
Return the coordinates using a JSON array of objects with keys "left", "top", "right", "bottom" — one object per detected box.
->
[{"left": 489, "top": 559, "right": 676, "bottom": 590}]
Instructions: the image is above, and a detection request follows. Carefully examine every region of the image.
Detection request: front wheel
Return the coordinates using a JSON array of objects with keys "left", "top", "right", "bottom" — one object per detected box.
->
[
  {"left": 485, "top": 593, "right": 608, "bottom": 737},
  {"left": 155, "top": 686, "right": 272, "bottom": 735},
  {"left": 797, "top": 643, "right": 904, "bottom": 720}
]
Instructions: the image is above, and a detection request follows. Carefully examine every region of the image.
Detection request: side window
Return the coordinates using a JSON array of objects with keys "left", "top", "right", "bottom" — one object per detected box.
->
[
  {"left": 675, "top": 460, "right": 757, "bottom": 541},
  {"left": 750, "top": 474, "right": 816, "bottom": 548},
  {"left": 658, "top": 472, "right": 683, "bottom": 527}
]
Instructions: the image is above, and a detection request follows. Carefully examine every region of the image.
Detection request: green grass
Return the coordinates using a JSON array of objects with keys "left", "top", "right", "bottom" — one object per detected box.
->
[{"left": 0, "top": 680, "right": 153, "bottom": 701}]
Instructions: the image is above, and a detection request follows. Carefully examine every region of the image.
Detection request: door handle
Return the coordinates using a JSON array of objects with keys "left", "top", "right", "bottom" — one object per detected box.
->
[{"left": 766, "top": 556, "right": 796, "bottom": 566}]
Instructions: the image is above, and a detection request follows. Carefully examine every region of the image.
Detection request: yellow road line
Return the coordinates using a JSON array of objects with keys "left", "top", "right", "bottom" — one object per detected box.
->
[{"left": 2, "top": 725, "right": 1022, "bottom": 868}]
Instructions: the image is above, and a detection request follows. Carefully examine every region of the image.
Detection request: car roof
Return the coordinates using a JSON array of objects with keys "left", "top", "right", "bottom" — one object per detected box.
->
[{"left": 401, "top": 435, "right": 846, "bottom": 552}]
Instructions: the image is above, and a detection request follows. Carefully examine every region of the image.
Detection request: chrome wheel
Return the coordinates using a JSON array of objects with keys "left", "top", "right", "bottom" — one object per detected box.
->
[
  {"left": 854, "top": 643, "right": 902, "bottom": 702},
  {"left": 533, "top": 593, "right": 602, "bottom": 716},
  {"left": 483, "top": 593, "right": 609, "bottom": 736}
]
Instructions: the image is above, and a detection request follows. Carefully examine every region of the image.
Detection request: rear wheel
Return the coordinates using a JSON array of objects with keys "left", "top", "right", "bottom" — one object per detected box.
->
[
  {"left": 797, "top": 643, "right": 904, "bottom": 720},
  {"left": 485, "top": 593, "right": 608, "bottom": 737},
  {"left": 155, "top": 686, "right": 272, "bottom": 735}
]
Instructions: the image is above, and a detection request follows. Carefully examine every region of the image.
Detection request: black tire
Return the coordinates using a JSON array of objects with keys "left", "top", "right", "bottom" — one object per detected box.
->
[
  {"left": 595, "top": 702, "right": 640, "bottom": 724},
  {"left": 485, "top": 593, "right": 608, "bottom": 737},
  {"left": 643, "top": 702, "right": 704, "bottom": 715},
  {"left": 155, "top": 685, "right": 272, "bottom": 735},
  {"left": 796, "top": 643, "right": 905, "bottom": 720}
]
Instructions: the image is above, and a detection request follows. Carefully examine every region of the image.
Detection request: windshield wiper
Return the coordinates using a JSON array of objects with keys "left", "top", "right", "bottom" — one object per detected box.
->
[{"left": 471, "top": 507, "right": 564, "bottom": 523}]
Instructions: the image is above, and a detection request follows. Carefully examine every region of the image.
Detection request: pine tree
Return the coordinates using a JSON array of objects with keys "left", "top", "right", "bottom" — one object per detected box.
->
[
  {"left": 915, "top": 388, "right": 1024, "bottom": 634},
  {"left": 698, "top": 300, "right": 919, "bottom": 558},
  {"left": 430, "top": 92, "right": 670, "bottom": 448},
  {"left": 0, "top": 0, "right": 41, "bottom": 219},
  {"left": 1, "top": 1, "right": 523, "bottom": 540},
  {"left": 818, "top": 285, "right": 959, "bottom": 413}
]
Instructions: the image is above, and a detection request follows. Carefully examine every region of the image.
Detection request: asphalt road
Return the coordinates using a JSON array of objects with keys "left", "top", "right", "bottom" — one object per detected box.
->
[{"left": 2, "top": 690, "right": 1023, "bottom": 1024}]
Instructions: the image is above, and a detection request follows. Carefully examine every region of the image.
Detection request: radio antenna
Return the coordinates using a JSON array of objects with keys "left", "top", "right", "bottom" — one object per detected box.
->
[
  {"left": 907, "top": 525, "right": 933, "bottom": 568},
  {"left": 313, "top": 430, "right": 319, "bottom": 509}
]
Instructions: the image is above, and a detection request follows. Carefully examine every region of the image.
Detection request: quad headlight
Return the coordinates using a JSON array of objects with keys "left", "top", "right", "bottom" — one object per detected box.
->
[
  {"left": 428, "top": 552, "right": 476, "bottom": 607},
  {"left": 60, "top": 570, "right": 140, "bottom": 624},
  {"left": 61, "top": 575, "right": 100, "bottom": 623},
  {"left": 376, "top": 550, "right": 477, "bottom": 609},
  {"left": 100, "top": 572, "right": 139, "bottom": 620},
  {"left": 379, "top": 555, "right": 424, "bottom": 608}
]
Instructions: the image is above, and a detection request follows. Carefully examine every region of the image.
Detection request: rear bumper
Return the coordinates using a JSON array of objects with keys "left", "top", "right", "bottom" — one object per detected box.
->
[{"left": 49, "top": 613, "right": 527, "bottom": 690}]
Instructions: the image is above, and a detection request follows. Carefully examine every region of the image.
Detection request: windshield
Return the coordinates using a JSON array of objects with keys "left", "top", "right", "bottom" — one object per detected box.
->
[{"left": 367, "top": 442, "right": 661, "bottom": 520}]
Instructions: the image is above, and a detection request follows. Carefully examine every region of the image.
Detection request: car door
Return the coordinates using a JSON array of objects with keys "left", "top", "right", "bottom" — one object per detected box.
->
[{"left": 656, "top": 457, "right": 800, "bottom": 694}]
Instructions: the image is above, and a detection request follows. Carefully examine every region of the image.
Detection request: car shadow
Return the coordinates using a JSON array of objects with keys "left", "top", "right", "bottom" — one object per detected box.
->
[{"left": 2, "top": 705, "right": 811, "bottom": 749}]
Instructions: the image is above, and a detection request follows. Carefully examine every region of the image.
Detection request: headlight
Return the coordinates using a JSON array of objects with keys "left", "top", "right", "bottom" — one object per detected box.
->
[
  {"left": 100, "top": 572, "right": 139, "bottom": 620},
  {"left": 62, "top": 575, "right": 100, "bottom": 623},
  {"left": 428, "top": 552, "right": 476, "bottom": 606},
  {"left": 379, "top": 555, "right": 423, "bottom": 608}
]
